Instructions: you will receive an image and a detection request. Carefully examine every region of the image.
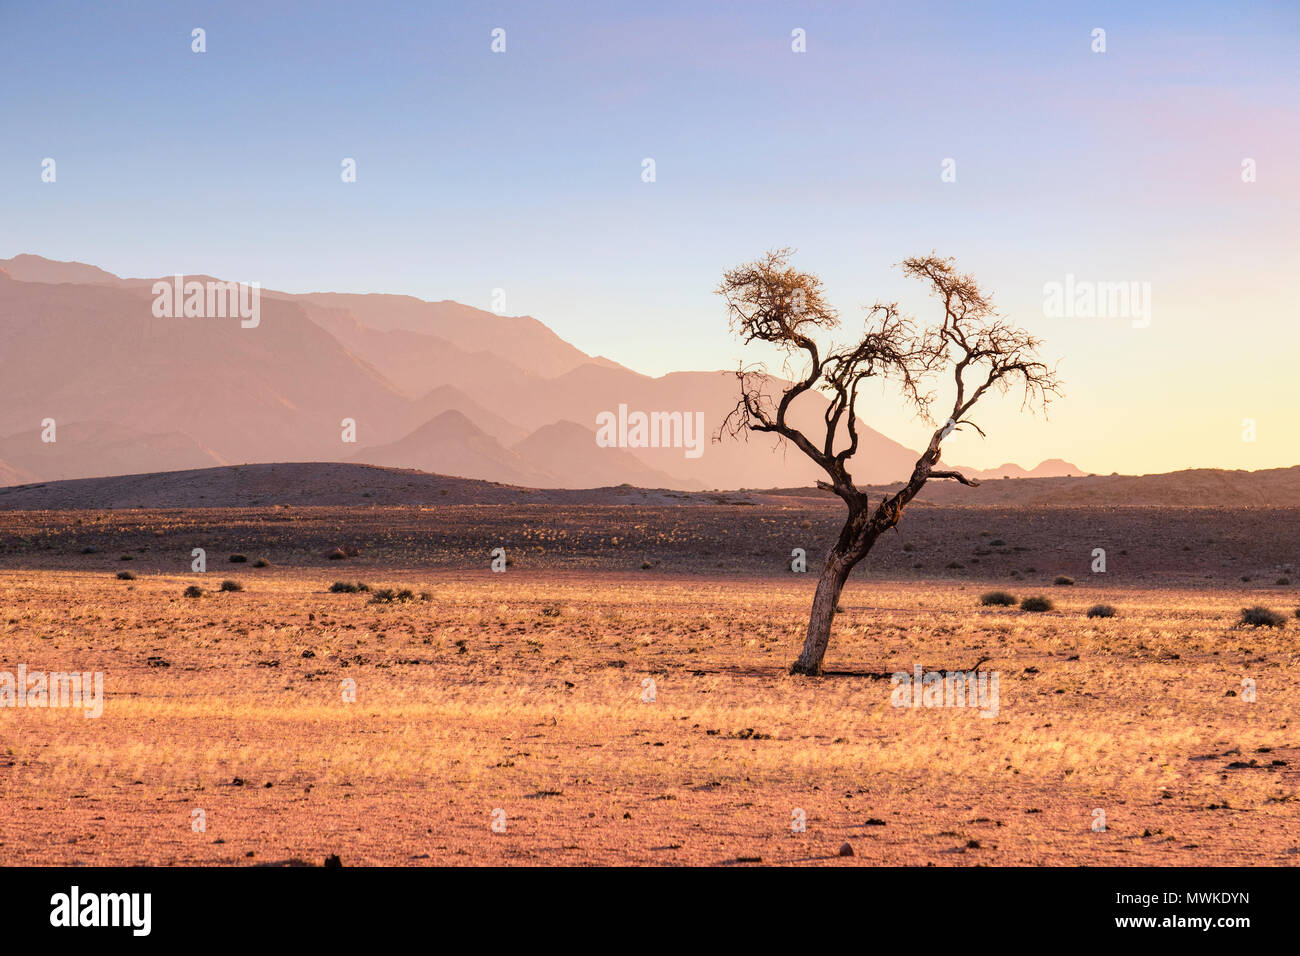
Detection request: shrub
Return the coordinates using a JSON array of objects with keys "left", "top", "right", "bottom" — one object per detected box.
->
[
  {"left": 220, "top": 580, "right": 243, "bottom": 592},
  {"left": 369, "top": 588, "right": 415, "bottom": 604},
  {"left": 253, "top": 558, "right": 270, "bottom": 568},
  {"left": 116, "top": 570, "right": 136, "bottom": 581},
  {"left": 1021, "top": 596, "right": 1053, "bottom": 612},
  {"left": 229, "top": 554, "right": 247, "bottom": 563},
  {"left": 989, "top": 539, "right": 1006, "bottom": 547},
  {"left": 945, "top": 561, "right": 964, "bottom": 569},
  {"left": 329, "top": 581, "right": 361, "bottom": 593},
  {"left": 980, "top": 590, "right": 1017, "bottom": 607},
  {"left": 1054, "top": 576, "right": 1075, "bottom": 586},
  {"left": 81, "top": 546, "right": 98, "bottom": 554},
  {"left": 120, "top": 554, "right": 134, "bottom": 561},
  {"left": 184, "top": 585, "right": 203, "bottom": 598},
  {"left": 1276, "top": 577, "right": 1291, "bottom": 586},
  {"left": 1238, "top": 606, "right": 1286, "bottom": 628},
  {"left": 327, "top": 548, "right": 347, "bottom": 560},
  {"left": 1086, "top": 604, "right": 1116, "bottom": 618}
]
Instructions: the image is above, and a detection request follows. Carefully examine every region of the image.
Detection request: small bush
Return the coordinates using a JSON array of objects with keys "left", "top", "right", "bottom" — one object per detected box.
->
[
  {"left": 220, "top": 580, "right": 242, "bottom": 592},
  {"left": 980, "top": 590, "right": 1017, "bottom": 607},
  {"left": 1021, "top": 596, "right": 1054, "bottom": 612},
  {"left": 989, "top": 539, "right": 1006, "bottom": 547},
  {"left": 253, "top": 558, "right": 270, "bottom": 568},
  {"left": 327, "top": 548, "right": 347, "bottom": 560},
  {"left": 1276, "top": 577, "right": 1291, "bottom": 586},
  {"left": 229, "top": 554, "right": 247, "bottom": 563},
  {"left": 120, "top": 554, "right": 134, "bottom": 561},
  {"left": 184, "top": 585, "right": 203, "bottom": 598},
  {"left": 329, "top": 581, "right": 362, "bottom": 593},
  {"left": 1086, "top": 604, "right": 1116, "bottom": 618},
  {"left": 369, "top": 588, "right": 416, "bottom": 604},
  {"left": 945, "top": 561, "right": 964, "bottom": 569},
  {"left": 116, "top": 570, "right": 136, "bottom": 580},
  {"left": 82, "top": 546, "right": 98, "bottom": 554},
  {"left": 1054, "top": 576, "right": 1075, "bottom": 586},
  {"left": 1238, "top": 606, "right": 1286, "bottom": 628}
]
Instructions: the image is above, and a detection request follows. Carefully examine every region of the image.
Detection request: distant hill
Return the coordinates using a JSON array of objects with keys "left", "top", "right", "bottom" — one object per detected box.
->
[
  {"left": 2, "top": 462, "right": 1299, "bottom": 511},
  {"left": 0, "top": 462, "right": 749, "bottom": 510},
  {"left": 511, "top": 420, "right": 700, "bottom": 490},
  {"left": 347, "top": 410, "right": 553, "bottom": 487}
]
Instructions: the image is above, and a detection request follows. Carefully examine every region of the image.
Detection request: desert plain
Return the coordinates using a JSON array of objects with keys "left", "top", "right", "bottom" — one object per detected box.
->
[{"left": 1, "top": 483, "right": 1298, "bottom": 866}]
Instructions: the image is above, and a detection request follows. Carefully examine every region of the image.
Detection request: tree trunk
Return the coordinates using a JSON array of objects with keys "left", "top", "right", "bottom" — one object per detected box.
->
[{"left": 790, "top": 551, "right": 854, "bottom": 675}]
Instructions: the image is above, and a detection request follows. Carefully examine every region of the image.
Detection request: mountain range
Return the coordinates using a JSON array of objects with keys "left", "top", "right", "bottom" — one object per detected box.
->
[{"left": 0, "top": 253, "right": 1082, "bottom": 490}]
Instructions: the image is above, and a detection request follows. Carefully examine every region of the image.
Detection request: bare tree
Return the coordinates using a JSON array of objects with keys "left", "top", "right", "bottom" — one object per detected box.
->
[{"left": 718, "top": 250, "right": 1060, "bottom": 675}]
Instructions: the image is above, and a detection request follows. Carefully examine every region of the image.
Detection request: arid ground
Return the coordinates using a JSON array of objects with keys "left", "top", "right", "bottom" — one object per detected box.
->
[{"left": 1, "top": 501, "right": 1298, "bottom": 865}]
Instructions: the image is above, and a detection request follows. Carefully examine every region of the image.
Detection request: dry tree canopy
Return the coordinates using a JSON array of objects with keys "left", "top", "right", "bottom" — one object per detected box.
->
[{"left": 716, "top": 248, "right": 1061, "bottom": 500}]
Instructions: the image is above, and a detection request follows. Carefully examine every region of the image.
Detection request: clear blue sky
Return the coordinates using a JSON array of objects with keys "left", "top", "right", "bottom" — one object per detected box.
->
[{"left": 2, "top": 1, "right": 1296, "bottom": 473}]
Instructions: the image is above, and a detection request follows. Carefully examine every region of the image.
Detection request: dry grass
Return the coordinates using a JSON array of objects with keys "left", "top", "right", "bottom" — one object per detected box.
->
[{"left": 1, "top": 567, "right": 1297, "bottom": 865}]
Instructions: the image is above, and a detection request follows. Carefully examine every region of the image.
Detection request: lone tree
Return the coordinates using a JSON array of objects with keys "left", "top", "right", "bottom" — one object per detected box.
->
[{"left": 718, "top": 250, "right": 1060, "bottom": 675}]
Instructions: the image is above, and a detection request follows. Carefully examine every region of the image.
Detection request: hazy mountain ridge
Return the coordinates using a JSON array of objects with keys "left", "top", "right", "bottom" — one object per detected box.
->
[{"left": 0, "top": 254, "right": 1082, "bottom": 489}]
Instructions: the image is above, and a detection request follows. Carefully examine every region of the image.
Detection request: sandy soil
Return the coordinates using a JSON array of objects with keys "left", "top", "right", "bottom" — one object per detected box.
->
[{"left": 1, "top": 504, "right": 1297, "bottom": 866}]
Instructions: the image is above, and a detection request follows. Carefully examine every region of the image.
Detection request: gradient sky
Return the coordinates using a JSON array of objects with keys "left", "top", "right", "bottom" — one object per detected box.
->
[{"left": 2, "top": 1, "right": 1297, "bottom": 475}]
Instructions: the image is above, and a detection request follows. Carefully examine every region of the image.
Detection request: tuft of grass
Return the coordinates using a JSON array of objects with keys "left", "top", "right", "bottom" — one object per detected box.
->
[
  {"left": 220, "top": 580, "right": 243, "bottom": 592},
  {"left": 116, "top": 570, "right": 136, "bottom": 581},
  {"left": 183, "top": 585, "right": 203, "bottom": 598},
  {"left": 229, "top": 554, "right": 248, "bottom": 563},
  {"left": 1238, "top": 605, "right": 1286, "bottom": 628},
  {"left": 368, "top": 587, "right": 416, "bottom": 604},
  {"left": 1021, "top": 596, "right": 1054, "bottom": 612},
  {"left": 1086, "top": 604, "right": 1116, "bottom": 618},
  {"left": 980, "top": 590, "right": 1017, "bottom": 607},
  {"left": 1053, "top": 576, "right": 1075, "bottom": 586}
]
